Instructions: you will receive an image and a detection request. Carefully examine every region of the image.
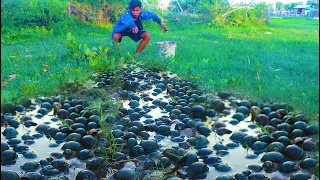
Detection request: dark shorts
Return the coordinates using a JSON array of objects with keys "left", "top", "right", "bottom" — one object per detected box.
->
[{"left": 119, "top": 29, "right": 146, "bottom": 42}]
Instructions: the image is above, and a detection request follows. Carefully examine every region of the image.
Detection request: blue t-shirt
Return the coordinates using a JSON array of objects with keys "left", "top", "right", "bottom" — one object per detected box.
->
[{"left": 112, "top": 10, "right": 162, "bottom": 36}]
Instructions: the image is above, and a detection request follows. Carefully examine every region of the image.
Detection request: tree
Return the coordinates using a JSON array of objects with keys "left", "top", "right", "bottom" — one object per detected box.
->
[
  {"left": 284, "top": 2, "right": 299, "bottom": 10},
  {"left": 144, "top": 0, "right": 160, "bottom": 9},
  {"left": 306, "top": 0, "right": 319, "bottom": 9},
  {"left": 177, "top": 0, "right": 225, "bottom": 14},
  {"left": 276, "top": 2, "right": 284, "bottom": 10}
]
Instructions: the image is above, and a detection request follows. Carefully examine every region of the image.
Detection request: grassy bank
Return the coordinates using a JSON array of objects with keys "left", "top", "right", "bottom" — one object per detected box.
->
[
  {"left": 1, "top": 17, "right": 319, "bottom": 121},
  {"left": 1, "top": 21, "right": 114, "bottom": 104},
  {"left": 140, "top": 17, "right": 319, "bottom": 119}
]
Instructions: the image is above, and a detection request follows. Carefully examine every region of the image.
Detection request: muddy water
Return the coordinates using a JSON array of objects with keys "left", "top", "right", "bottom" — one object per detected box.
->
[
  {"left": 122, "top": 90, "right": 264, "bottom": 179},
  {"left": 1, "top": 108, "right": 87, "bottom": 179},
  {"left": 1, "top": 67, "right": 317, "bottom": 180},
  {"left": 120, "top": 70, "right": 316, "bottom": 179}
]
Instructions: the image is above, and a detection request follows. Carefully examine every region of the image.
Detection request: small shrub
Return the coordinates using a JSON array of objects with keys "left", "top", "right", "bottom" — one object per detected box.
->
[{"left": 1, "top": 0, "right": 68, "bottom": 29}]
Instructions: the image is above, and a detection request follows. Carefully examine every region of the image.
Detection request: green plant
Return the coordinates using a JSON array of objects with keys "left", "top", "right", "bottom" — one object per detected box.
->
[
  {"left": 143, "top": 170, "right": 167, "bottom": 180},
  {"left": 58, "top": 118, "right": 71, "bottom": 129},
  {"left": 257, "top": 124, "right": 274, "bottom": 136},
  {"left": 83, "top": 43, "right": 112, "bottom": 72},
  {"left": 244, "top": 142, "right": 250, "bottom": 155},
  {"left": 83, "top": 96, "right": 123, "bottom": 161},
  {"left": 99, "top": 117, "right": 120, "bottom": 161},
  {"left": 1, "top": 0, "right": 68, "bottom": 29},
  {"left": 211, "top": 130, "right": 223, "bottom": 141},
  {"left": 65, "top": 32, "right": 84, "bottom": 61},
  {"left": 64, "top": 32, "right": 122, "bottom": 72},
  {"left": 67, "top": 0, "right": 127, "bottom": 24},
  {"left": 47, "top": 133, "right": 53, "bottom": 143}
]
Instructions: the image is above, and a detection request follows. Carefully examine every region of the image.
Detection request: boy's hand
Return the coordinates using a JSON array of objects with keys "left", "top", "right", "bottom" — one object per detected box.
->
[
  {"left": 132, "top": 26, "right": 139, "bottom": 34},
  {"left": 160, "top": 23, "right": 168, "bottom": 33}
]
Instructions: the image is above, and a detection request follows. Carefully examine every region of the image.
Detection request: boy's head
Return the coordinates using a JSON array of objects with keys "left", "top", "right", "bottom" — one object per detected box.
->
[
  {"left": 129, "top": 0, "right": 142, "bottom": 9},
  {"left": 129, "top": 0, "right": 142, "bottom": 19}
]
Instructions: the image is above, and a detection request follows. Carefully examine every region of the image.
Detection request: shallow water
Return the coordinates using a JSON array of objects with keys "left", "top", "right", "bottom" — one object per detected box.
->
[
  {"left": 1, "top": 67, "right": 318, "bottom": 180},
  {"left": 120, "top": 70, "right": 317, "bottom": 179},
  {"left": 1, "top": 107, "right": 87, "bottom": 179}
]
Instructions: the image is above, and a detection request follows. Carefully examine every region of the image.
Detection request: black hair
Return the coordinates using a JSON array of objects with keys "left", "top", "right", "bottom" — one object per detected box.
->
[{"left": 129, "top": 0, "right": 142, "bottom": 9}]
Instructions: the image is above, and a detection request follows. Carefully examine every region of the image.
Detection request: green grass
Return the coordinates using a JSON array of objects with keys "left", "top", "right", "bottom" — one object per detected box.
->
[
  {"left": 1, "top": 22, "right": 115, "bottom": 104},
  {"left": 139, "top": 17, "right": 319, "bottom": 119},
  {"left": 1, "top": 17, "right": 319, "bottom": 121}
]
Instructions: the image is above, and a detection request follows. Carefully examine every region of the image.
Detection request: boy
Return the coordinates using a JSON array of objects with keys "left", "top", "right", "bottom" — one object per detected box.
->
[{"left": 112, "top": 0, "right": 168, "bottom": 55}]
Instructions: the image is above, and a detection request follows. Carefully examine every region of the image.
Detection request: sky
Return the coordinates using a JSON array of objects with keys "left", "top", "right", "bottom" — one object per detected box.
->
[
  {"left": 159, "top": 0, "right": 308, "bottom": 5},
  {"left": 229, "top": 0, "right": 308, "bottom": 4}
]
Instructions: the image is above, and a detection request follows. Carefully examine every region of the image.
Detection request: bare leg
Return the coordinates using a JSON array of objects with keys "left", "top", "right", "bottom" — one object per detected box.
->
[
  {"left": 112, "top": 33, "right": 122, "bottom": 55},
  {"left": 135, "top": 32, "right": 151, "bottom": 55},
  {"left": 112, "top": 33, "right": 121, "bottom": 43}
]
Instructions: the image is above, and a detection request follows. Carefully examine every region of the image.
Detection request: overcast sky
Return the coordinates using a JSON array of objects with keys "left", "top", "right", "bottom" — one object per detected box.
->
[{"left": 159, "top": 0, "right": 307, "bottom": 5}]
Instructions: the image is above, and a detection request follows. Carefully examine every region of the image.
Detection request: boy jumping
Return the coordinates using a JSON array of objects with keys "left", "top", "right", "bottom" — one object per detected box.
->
[{"left": 112, "top": 0, "right": 168, "bottom": 55}]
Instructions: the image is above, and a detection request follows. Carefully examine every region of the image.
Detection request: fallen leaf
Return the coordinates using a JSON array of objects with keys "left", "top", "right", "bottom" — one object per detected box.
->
[
  {"left": 190, "top": 76, "right": 201, "bottom": 80},
  {"left": 8, "top": 74, "right": 17, "bottom": 81},
  {"left": 256, "top": 72, "right": 260, "bottom": 82},
  {"left": 1, "top": 81, "right": 9, "bottom": 87}
]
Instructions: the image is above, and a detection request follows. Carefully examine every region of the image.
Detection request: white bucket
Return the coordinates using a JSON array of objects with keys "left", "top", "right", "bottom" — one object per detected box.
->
[{"left": 156, "top": 41, "right": 176, "bottom": 59}]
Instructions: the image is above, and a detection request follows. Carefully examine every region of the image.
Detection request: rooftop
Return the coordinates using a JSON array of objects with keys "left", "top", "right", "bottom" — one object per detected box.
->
[{"left": 293, "top": 5, "right": 311, "bottom": 9}]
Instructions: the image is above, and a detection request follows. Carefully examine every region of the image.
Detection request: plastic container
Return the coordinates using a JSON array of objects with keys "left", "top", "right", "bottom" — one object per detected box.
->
[{"left": 156, "top": 41, "right": 176, "bottom": 59}]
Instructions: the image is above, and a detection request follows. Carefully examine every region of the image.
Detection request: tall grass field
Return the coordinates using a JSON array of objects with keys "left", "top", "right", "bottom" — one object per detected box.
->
[{"left": 1, "top": 17, "right": 319, "bottom": 122}]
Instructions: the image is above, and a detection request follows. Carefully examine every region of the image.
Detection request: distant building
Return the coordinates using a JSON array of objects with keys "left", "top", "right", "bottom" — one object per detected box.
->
[{"left": 294, "top": 5, "right": 311, "bottom": 15}]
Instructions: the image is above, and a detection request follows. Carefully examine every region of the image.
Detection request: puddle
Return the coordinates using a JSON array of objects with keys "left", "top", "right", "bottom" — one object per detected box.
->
[
  {"left": 1, "top": 64, "right": 318, "bottom": 179},
  {"left": 1, "top": 106, "right": 87, "bottom": 179}
]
